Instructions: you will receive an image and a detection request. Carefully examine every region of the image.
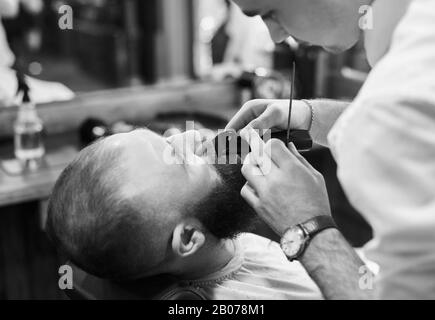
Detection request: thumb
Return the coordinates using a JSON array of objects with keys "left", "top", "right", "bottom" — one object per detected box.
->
[
  {"left": 249, "top": 104, "right": 286, "bottom": 131},
  {"left": 288, "top": 142, "right": 317, "bottom": 171}
]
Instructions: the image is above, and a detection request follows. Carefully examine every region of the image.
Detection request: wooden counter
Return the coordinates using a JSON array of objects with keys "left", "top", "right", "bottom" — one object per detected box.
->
[
  {"left": 0, "top": 139, "right": 78, "bottom": 208},
  {"left": 0, "top": 81, "right": 240, "bottom": 208},
  {"left": 0, "top": 159, "right": 71, "bottom": 208}
]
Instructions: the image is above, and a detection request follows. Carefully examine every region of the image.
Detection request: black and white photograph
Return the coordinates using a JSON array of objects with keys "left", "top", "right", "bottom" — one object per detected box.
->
[{"left": 0, "top": 0, "right": 434, "bottom": 306}]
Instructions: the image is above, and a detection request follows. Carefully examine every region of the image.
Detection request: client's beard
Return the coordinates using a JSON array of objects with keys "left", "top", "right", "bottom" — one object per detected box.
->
[{"left": 191, "top": 160, "right": 258, "bottom": 239}]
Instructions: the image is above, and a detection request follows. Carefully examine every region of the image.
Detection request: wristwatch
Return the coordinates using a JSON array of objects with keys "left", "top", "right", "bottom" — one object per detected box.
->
[{"left": 280, "top": 215, "right": 337, "bottom": 261}]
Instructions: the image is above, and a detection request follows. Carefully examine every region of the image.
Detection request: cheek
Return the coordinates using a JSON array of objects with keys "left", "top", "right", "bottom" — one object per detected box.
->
[{"left": 188, "top": 165, "right": 219, "bottom": 198}]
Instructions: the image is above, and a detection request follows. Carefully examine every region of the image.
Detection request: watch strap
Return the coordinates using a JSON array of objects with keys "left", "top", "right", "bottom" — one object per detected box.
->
[{"left": 300, "top": 215, "right": 336, "bottom": 239}]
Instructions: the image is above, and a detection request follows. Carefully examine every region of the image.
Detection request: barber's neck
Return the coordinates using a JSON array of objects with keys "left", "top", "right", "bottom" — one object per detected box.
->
[{"left": 171, "top": 237, "right": 236, "bottom": 280}]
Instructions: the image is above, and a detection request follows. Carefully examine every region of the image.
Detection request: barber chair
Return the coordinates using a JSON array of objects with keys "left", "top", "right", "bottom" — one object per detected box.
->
[
  {"left": 64, "top": 219, "right": 278, "bottom": 300},
  {"left": 66, "top": 262, "right": 205, "bottom": 300}
]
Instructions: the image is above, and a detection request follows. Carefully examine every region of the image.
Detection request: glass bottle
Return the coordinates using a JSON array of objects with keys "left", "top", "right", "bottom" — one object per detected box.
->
[{"left": 14, "top": 86, "right": 45, "bottom": 164}]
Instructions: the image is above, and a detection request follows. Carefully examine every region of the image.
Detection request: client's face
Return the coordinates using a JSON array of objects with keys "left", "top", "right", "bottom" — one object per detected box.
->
[
  {"left": 107, "top": 128, "right": 220, "bottom": 212},
  {"left": 104, "top": 129, "right": 255, "bottom": 239}
]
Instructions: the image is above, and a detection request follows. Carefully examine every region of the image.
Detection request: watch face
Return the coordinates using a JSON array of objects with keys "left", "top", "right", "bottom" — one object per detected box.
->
[{"left": 280, "top": 226, "right": 306, "bottom": 258}]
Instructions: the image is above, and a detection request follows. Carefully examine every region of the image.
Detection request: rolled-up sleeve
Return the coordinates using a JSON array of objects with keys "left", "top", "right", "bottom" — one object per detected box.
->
[{"left": 328, "top": 0, "right": 435, "bottom": 299}]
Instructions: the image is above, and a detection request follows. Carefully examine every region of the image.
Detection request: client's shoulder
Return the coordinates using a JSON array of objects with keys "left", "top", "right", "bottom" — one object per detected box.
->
[
  {"left": 237, "top": 232, "right": 309, "bottom": 277},
  {"left": 236, "top": 232, "right": 289, "bottom": 265},
  {"left": 234, "top": 233, "right": 323, "bottom": 300},
  {"left": 237, "top": 233, "right": 281, "bottom": 252}
]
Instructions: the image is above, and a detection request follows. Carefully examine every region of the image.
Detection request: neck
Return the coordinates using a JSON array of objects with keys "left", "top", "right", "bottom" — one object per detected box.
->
[{"left": 173, "top": 238, "right": 236, "bottom": 280}]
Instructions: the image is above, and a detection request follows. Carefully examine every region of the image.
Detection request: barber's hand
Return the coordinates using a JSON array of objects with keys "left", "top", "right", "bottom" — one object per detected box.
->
[
  {"left": 225, "top": 99, "right": 312, "bottom": 132},
  {"left": 240, "top": 127, "right": 331, "bottom": 236}
]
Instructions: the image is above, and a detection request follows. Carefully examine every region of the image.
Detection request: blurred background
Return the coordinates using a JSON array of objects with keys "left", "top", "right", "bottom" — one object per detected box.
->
[{"left": 0, "top": 0, "right": 372, "bottom": 299}]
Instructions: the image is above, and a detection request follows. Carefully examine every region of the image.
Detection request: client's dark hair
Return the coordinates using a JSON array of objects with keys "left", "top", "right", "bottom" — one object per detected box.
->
[{"left": 46, "top": 139, "right": 152, "bottom": 280}]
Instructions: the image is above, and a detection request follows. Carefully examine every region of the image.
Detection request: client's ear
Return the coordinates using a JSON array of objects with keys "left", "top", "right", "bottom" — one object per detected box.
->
[{"left": 172, "top": 222, "right": 205, "bottom": 258}]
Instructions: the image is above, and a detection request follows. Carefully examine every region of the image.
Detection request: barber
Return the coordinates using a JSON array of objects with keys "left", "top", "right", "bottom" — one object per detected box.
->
[{"left": 226, "top": 0, "right": 435, "bottom": 299}]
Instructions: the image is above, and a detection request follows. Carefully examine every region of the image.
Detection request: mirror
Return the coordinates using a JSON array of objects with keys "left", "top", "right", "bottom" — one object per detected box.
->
[
  {"left": 0, "top": 0, "right": 194, "bottom": 107},
  {"left": 0, "top": 0, "right": 370, "bottom": 108},
  {"left": 192, "top": 0, "right": 276, "bottom": 80}
]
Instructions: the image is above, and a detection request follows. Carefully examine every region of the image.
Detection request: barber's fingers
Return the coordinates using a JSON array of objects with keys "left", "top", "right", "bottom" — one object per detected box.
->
[
  {"left": 240, "top": 128, "right": 316, "bottom": 176},
  {"left": 248, "top": 103, "right": 287, "bottom": 131},
  {"left": 263, "top": 139, "right": 316, "bottom": 174},
  {"left": 287, "top": 142, "right": 317, "bottom": 172},
  {"left": 241, "top": 154, "right": 266, "bottom": 189},
  {"left": 225, "top": 99, "right": 277, "bottom": 131},
  {"left": 263, "top": 138, "right": 295, "bottom": 168},
  {"left": 242, "top": 127, "right": 292, "bottom": 171},
  {"left": 240, "top": 183, "right": 260, "bottom": 209},
  {"left": 240, "top": 126, "right": 274, "bottom": 170}
]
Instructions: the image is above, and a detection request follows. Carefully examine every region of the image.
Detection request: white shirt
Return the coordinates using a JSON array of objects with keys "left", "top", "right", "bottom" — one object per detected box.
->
[
  {"left": 0, "top": 0, "right": 17, "bottom": 67},
  {"left": 0, "top": 21, "right": 14, "bottom": 67},
  {"left": 328, "top": 0, "right": 435, "bottom": 299},
  {"left": 163, "top": 233, "right": 323, "bottom": 300}
]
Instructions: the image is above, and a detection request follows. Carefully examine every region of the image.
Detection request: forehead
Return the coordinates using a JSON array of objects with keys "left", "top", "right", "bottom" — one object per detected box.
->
[
  {"left": 104, "top": 128, "right": 175, "bottom": 179},
  {"left": 104, "top": 128, "right": 161, "bottom": 150},
  {"left": 104, "top": 129, "right": 166, "bottom": 163}
]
